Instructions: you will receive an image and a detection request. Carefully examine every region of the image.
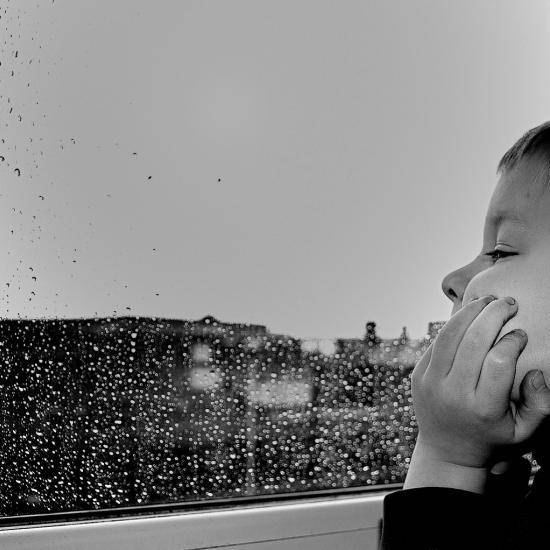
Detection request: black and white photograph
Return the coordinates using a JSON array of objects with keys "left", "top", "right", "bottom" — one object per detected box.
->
[{"left": 0, "top": 1, "right": 549, "bottom": 548}]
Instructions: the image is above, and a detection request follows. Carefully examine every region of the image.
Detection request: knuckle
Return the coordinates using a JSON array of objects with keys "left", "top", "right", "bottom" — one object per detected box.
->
[
  {"left": 431, "top": 330, "right": 450, "bottom": 352},
  {"left": 466, "top": 296, "right": 493, "bottom": 308},
  {"left": 484, "top": 352, "right": 510, "bottom": 370}
]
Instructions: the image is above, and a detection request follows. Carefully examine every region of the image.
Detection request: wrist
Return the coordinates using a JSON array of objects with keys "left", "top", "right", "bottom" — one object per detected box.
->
[{"left": 404, "top": 443, "right": 488, "bottom": 494}]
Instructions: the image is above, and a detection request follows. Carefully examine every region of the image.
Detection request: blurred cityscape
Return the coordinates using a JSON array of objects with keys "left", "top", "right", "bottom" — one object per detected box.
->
[{"left": 0, "top": 314, "right": 445, "bottom": 516}]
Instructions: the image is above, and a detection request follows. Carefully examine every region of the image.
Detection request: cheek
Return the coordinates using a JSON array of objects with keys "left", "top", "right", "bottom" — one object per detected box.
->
[{"left": 494, "top": 300, "right": 550, "bottom": 401}]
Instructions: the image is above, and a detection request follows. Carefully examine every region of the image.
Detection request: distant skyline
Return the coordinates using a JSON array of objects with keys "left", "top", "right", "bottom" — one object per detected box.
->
[{"left": 1, "top": 1, "right": 550, "bottom": 340}]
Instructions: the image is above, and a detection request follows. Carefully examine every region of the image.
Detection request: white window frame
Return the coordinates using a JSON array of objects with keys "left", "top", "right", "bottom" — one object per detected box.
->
[{"left": 0, "top": 487, "right": 399, "bottom": 550}]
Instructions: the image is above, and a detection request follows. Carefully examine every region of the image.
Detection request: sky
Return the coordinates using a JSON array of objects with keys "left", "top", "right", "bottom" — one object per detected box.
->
[{"left": 1, "top": 0, "right": 550, "bottom": 341}]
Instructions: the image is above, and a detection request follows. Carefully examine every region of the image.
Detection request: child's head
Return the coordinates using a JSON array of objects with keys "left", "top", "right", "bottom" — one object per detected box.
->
[{"left": 441, "top": 121, "right": 550, "bottom": 401}]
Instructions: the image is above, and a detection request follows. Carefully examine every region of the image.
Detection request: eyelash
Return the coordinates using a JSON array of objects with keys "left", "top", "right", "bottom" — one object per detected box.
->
[{"left": 486, "top": 249, "right": 514, "bottom": 262}]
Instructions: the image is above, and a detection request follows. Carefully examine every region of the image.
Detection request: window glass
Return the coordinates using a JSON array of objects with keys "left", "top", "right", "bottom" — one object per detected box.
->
[
  {"left": 1, "top": 0, "right": 548, "bottom": 516},
  {"left": 0, "top": 317, "right": 434, "bottom": 514}
]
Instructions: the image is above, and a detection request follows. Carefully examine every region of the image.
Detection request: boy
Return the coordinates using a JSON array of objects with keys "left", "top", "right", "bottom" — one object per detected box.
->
[{"left": 380, "top": 121, "right": 550, "bottom": 549}]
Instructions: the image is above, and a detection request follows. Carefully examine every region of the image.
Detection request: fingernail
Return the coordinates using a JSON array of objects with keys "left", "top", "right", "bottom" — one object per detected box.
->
[
  {"left": 506, "top": 297, "right": 516, "bottom": 305},
  {"left": 532, "top": 371, "right": 545, "bottom": 390},
  {"left": 491, "top": 462, "right": 510, "bottom": 475},
  {"left": 514, "top": 329, "right": 527, "bottom": 339}
]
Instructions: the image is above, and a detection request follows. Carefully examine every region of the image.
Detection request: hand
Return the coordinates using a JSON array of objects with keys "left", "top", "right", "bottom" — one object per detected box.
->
[{"left": 410, "top": 295, "right": 550, "bottom": 472}]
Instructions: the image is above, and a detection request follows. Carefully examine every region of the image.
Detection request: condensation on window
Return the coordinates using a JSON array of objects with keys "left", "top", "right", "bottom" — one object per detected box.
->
[{"left": 0, "top": 316, "right": 432, "bottom": 515}]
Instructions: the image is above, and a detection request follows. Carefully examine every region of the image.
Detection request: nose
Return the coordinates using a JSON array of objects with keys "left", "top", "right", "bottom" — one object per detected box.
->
[
  {"left": 441, "top": 270, "right": 462, "bottom": 303},
  {"left": 441, "top": 259, "right": 481, "bottom": 307}
]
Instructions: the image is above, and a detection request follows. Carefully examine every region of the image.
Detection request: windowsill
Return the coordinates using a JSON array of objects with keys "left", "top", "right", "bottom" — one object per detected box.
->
[
  {"left": 0, "top": 488, "right": 399, "bottom": 550},
  {"left": 0, "top": 483, "right": 404, "bottom": 529}
]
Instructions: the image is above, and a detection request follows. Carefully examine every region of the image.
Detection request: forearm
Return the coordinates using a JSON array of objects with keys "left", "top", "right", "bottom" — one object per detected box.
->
[{"left": 404, "top": 443, "right": 488, "bottom": 494}]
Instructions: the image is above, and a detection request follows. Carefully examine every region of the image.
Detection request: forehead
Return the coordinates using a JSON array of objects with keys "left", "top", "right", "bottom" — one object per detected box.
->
[{"left": 485, "top": 158, "right": 549, "bottom": 230}]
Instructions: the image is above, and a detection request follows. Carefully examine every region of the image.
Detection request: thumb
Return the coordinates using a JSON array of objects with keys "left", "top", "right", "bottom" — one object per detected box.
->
[{"left": 514, "top": 370, "right": 550, "bottom": 442}]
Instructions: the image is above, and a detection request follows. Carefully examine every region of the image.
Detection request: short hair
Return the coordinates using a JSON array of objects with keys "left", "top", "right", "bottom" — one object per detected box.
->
[{"left": 497, "top": 121, "right": 550, "bottom": 185}]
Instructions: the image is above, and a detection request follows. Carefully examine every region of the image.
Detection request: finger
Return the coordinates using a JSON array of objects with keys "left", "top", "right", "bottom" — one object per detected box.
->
[
  {"left": 514, "top": 369, "right": 550, "bottom": 444},
  {"left": 448, "top": 297, "right": 518, "bottom": 393},
  {"left": 490, "top": 460, "right": 513, "bottom": 475},
  {"left": 410, "top": 340, "right": 433, "bottom": 379},
  {"left": 424, "top": 295, "right": 496, "bottom": 379},
  {"left": 475, "top": 329, "right": 526, "bottom": 412}
]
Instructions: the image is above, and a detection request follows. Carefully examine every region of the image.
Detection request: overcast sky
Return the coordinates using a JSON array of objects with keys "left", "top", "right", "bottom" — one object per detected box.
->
[{"left": 1, "top": 0, "right": 550, "bottom": 340}]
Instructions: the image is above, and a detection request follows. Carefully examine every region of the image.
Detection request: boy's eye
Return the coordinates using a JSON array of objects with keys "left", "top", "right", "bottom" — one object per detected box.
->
[{"left": 486, "top": 249, "right": 514, "bottom": 262}]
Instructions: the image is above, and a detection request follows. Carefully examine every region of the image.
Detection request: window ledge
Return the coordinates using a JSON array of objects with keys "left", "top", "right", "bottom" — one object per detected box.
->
[{"left": 0, "top": 488, "right": 399, "bottom": 550}]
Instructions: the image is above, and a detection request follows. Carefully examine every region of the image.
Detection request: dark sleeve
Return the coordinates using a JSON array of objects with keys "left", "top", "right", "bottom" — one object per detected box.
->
[
  {"left": 379, "top": 487, "right": 512, "bottom": 550},
  {"left": 517, "top": 467, "right": 550, "bottom": 548}
]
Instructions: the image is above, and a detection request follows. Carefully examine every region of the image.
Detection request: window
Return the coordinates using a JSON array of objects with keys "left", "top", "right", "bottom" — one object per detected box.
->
[{"left": 0, "top": 316, "right": 423, "bottom": 516}]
